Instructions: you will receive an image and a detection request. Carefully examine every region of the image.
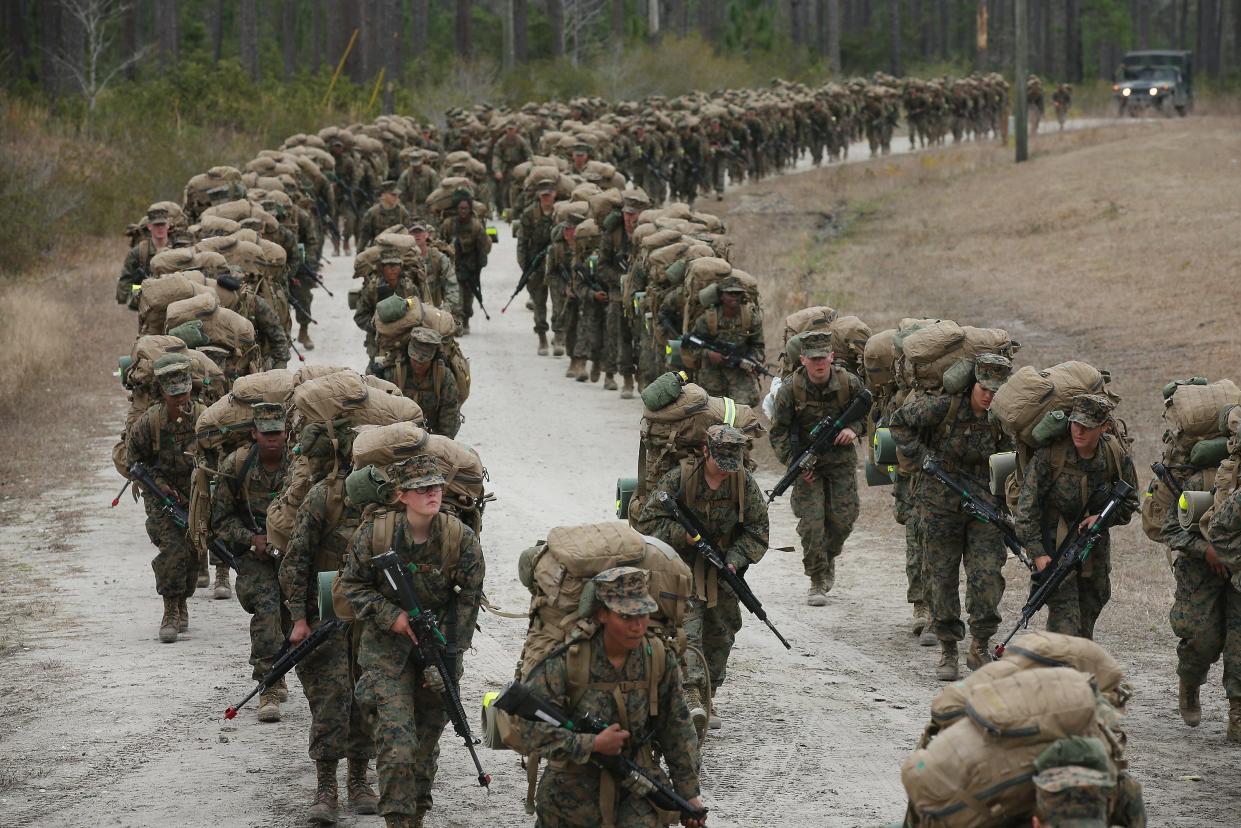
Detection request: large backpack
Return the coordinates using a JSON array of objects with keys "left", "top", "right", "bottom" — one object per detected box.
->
[
  {"left": 777, "top": 306, "right": 837, "bottom": 378},
  {"left": 194, "top": 368, "right": 296, "bottom": 465},
  {"left": 373, "top": 295, "right": 472, "bottom": 403},
  {"left": 138, "top": 272, "right": 213, "bottom": 335},
  {"left": 896, "top": 320, "right": 1014, "bottom": 392}
]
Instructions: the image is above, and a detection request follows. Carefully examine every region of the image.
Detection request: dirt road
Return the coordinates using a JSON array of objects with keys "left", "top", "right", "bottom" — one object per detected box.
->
[{"left": 2, "top": 118, "right": 1234, "bottom": 828}]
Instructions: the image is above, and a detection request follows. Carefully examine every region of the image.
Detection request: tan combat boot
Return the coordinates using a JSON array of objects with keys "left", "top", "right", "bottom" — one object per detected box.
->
[
  {"left": 589, "top": 361, "right": 601, "bottom": 383},
  {"left": 298, "top": 323, "right": 315, "bottom": 351},
  {"left": 272, "top": 675, "right": 289, "bottom": 702},
  {"left": 575, "top": 359, "right": 590, "bottom": 382},
  {"left": 966, "top": 638, "right": 991, "bottom": 671},
  {"left": 308, "top": 759, "right": 339, "bottom": 824},
  {"left": 564, "top": 357, "right": 578, "bottom": 378},
  {"left": 536, "top": 332, "right": 549, "bottom": 356},
  {"left": 257, "top": 690, "right": 282, "bottom": 722},
  {"left": 1229, "top": 699, "right": 1241, "bottom": 742},
  {"left": 158, "top": 597, "right": 178, "bottom": 643},
  {"left": 936, "top": 641, "right": 960, "bottom": 682},
  {"left": 212, "top": 565, "right": 232, "bottom": 600},
  {"left": 1178, "top": 678, "right": 1201, "bottom": 727},
  {"left": 346, "top": 758, "right": 378, "bottom": 814},
  {"left": 603, "top": 373, "right": 618, "bottom": 391},
  {"left": 552, "top": 331, "right": 565, "bottom": 357},
  {"left": 919, "top": 616, "right": 939, "bottom": 647},
  {"left": 620, "top": 373, "right": 635, "bottom": 399},
  {"left": 911, "top": 602, "right": 929, "bottom": 636},
  {"left": 176, "top": 597, "right": 189, "bottom": 633},
  {"left": 806, "top": 578, "right": 828, "bottom": 607},
  {"left": 684, "top": 687, "right": 708, "bottom": 742},
  {"left": 196, "top": 559, "right": 209, "bottom": 589},
  {"left": 414, "top": 808, "right": 430, "bottom": 828}
]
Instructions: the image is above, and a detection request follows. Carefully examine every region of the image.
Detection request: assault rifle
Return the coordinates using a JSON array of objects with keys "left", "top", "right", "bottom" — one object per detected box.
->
[
  {"left": 575, "top": 256, "right": 607, "bottom": 298},
  {"left": 127, "top": 462, "right": 238, "bottom": 570},
  {"left": 920, "top": 456, "right": 1035, "bottom": 572},
  {"left": 224, "top": 620, "right": 342, "bottom": 718},
  {"left": 767, "top": 387, "right": 874, "bottom": 503},
  {"left": 1151, "top": 461, "right": 1183, "bottom": 498},
  {"left": 658, "top": 491, "right": 791, "bottom": 650},
  {"left": 683, "top": 333, "right": 773, "bottom": 378},
  {"left": 994, "top": 479, "right": 1135, "bottom": 658},
  {"left": 297, "top": 259, "right": 335, "bottom": 297},
  {"left": 493, "top": 682, "right": 708, "bottom": 822},
  {"left": 374, "top": 551, "right": 491, "bottom": 790},
  {"left": 287, "top": 292, "right": 319, "bottom": 325},
  {"left": 453, "top": 236, "right": 490, "bottom": 320},
  {"left": 314, "top": 197, "right": 341, "bottom": 247},
  {"left": 635, "top": 148, "right": 670, "bottom": 184},
  {"left": 502, "top": 244, "right": 550, "bottom": 313}
]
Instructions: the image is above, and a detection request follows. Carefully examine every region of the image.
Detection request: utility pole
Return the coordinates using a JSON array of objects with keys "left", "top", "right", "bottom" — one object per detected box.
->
[{"left": 1014, "top": 0, "right": 1028, "bottom": 162}]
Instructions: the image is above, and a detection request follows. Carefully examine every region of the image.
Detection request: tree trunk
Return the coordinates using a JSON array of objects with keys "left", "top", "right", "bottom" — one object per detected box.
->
[
  {"left": 669, "top": 0, "right": 687, "bottom": 36},
  {"left": 1064, "top": 0, "right": 1081, "bottom": 82},
  {"left": 975, "top": 0, "right": 988, "bottom": 70},
  {"left": 647, "top": 0, "right": 659, "bottom": 36},
  {"left": 514, "top": 0, "right": 528, "bottom": 61},
  {"left": 154, "top": 0, "right": 178, "bottom": 69},
  {"left": 382, "top": 0, "right": 401, "bottom": 111},
  {"left": 209, "top": 0, "right": 224, "bottom": 63},
  {"left": 826, "top": 0, "right": 841, "bottom": 73},
  {"left": 240, "top": 0, "right": 260, "bottom": 81},
  {"left": 611, "top": 0, "right": 624, "bottom": 44},
  {"left": 699, "top": 0, "right": 721, "bottom": 42},
  {"left": 455, "top": 0, "right": 472, "bottom": 59},
  {"left": 790, "top": 0, "right": 803, "bottom": 45},
  {"left": 343, "top": 0, "right": 363, "bottom": 81},
  {"left": 312, "top": 0, "right": 324, "bottom": 70},
  {"left": 2, "top": 0, "right": 26, "bottom": 78},
  {"left": 889, "top": 0, "right": 902, "bottom": 75},
  {"left": 125, "top": 0, "right": 140, "bottom": 78},
  {"left": 282, "top": 0, "right": 297, "bottom": 78},
  {"left": 1196, "top": 0, "right": 1213, "bottom": 76},
  {"left": 61, "top": 0, "right": 85, "bottom": 94},
  {"left": 937, "top": 0, "right": 948, "bottom": 59},
  {"left": 547, "top": 0, "right": 564, "bottom": 56},
  {"left": 410, "top": 0, "right": 428, "bottom": 61}
]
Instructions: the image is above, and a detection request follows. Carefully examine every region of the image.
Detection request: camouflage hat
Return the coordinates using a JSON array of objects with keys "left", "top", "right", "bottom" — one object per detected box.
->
[
  {"left": 717, "top": 274, "right": 747, "bottom": 294},
  {"left": 974, "top": 353, "right": 1013, "bottom": 392},
  {"left": 593, "top": 566, "right": 658, "bottom": 616},
  {"left": 206, "top": 185, "right": 230, "bottom": 200},
  {"left": 622, "top": 186, "right": 651, "bottom": 213},
  {"left": 562, "top": 201, "right": 590, "bottom": 226},
  {"left": 379, "top": 179, "right": 399, "bottom": 194},
  {"left": 379, "top": 246, "right": 403, "bottom": 265},
  {"left": 1068, "top": 393, "right": 1114, "bottom": 429},
  {"left": 407, "top": 149, "right": 425, "bottom": 163},
  {"left": 146, "top": 205, "right": 170, "bottom": 225},
  {"left": 452, "top": 189, "right": 473, "bottom": 206},
  {"left": 534, "top": 177, "right": 557, "bottom": 194},
  {"left": 154, "top": 354, "right": 193, "bottom": 395},
  {"left": 706, "top": 424, "right": 747, "bottom": 473},
  {"left": 406, "top": 326, "right": 442, "bottom": 360},
  {"left": 389, "top": 454, "right": 446, "bottom": 491},
  {"left": 409, "top": 220, "right": 431, "bottom": 233},
  {"left": 251, "top": 402, "right": 286, "bottom": 433},
  {"left": 800, "top": 330, "right": 834, "bottom": 359},
  {"left": 571, "top": 140, "right": 592, "bottom": 154}
]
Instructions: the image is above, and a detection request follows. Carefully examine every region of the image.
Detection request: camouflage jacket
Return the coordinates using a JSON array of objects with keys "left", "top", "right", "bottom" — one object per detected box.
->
[
  {"left": 358, "top": 203, "right": 414, "bottom": 252},
  {"left": 421, "top": 246, "right": 462, "bottom": 319},
  {"left": 1013, "top": 436, "right": 1138, "bottom": 557},
  {"left": 117, "top": 239, "right": 167, "bottom": 306},
  {"left": 683, "top": 303, "right": 764, "bottom": 382},
  {"left": 490, "top": 133, "right": 532, "bottom": 172},
  {"left": 280, "top": 473, "right": 362, "bottom": 622},
  {"left": 597, "top": 211, "right": 630, "bottom": 291},
  {"left": 635, "top": 458, "right": 769, "bottom": 572},
  {"left": 234, "top": 287, "right": 290, "bottom": 367},
  {"left": 353, "top": 271, "right": 422, "bottom": 335},
  {"left": 1208, "top": 485, "right": 1241, "bottom": 573},
  {"left": 339, "top": 511, "right": 484, "bottom": 675},
  {"left": 210, "top": 444, "right": 288, "bottom": 547},
  {"left": 440, "top": 216, "right": 491, "bottom": 273},
  {"left": 544, "top": 233, "right": 573, "bottom": 285},
  {"left": 517, "top": 203, "right": 557, "bottom": 275},
  {"left": 387, "top": 358, "right": 461, "bottom": 439},
  {"left": 396, "top": 166, "right": 439, "bottom": 215},
  {"left": 126, "top": 400, "right": 204, "bottom": 496},
  {"left": 514, "top": 630, "right": 700, "bottom": 824},
  {"left": 769, "top": 365, "right": 866, "bottom": 472}
]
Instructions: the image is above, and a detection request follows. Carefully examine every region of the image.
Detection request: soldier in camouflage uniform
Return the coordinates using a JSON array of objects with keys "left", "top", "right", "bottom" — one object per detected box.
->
[
  {"left": 354, "top": 246, "right": 423, "bottom": 360},
  {"left": 1013, "top": 394, "right": 1138, "bottom": 640},
  {"left": 339, "top": 455, "right": 485, "bottom": 828},
  {"left": 514, "top": 566, "right": 705, "bottom": 828},
  {"left": 547, "top": 202, "right": 589, "bottom": 370},
  {"left": 569, "top": 219, "right": 611, "bottom": 385},
  {"left": 116, "top": 204, "right": 173, "bottom": 307},
  {"left": 516, "top": 178, "right": 559, "bottom": 356},
  {"left": 440, "top": 193, "right": 491, "bottom": 335},
  {"left": 888, "top": 355, "right": 1014, "bottom": 681},
  {"left": 1031, "top": 737, "right": 1116, "bottom": 828},
  {"left": 210, "top": 402, "right": 291, "bottom": 722},
  {"left": 358, "top": 181, "right": 414, "bottom": 253},
  {"left": 600, "top": 187, "right": 650, "bottom": 398},
  {"left": 410, "top": 221, "right": 461, "bottom": 323},
  {"left": 769, "top": 331, "right": 866, "bottom": 604},
  {"left": 329, "top": 138, "right": 360, "bottom": 254},
  {"left": 280, "top": 460, "right": 378, "bottom": 823},
  {"left": 383, "top": 328, "right": 461, "bottom": 439},
  {"left": 396, "top": 151, "right": 440, "bottom": 220},
  {"left": 681, "top": 276, "right": 764, "bottom": 406},
  {"left": 490, "top": 121, "right": 532, "bottom": 216},
  {"left": 126, "top": 357, "right": 205, "bottom": 643},
  {"left": 636, "top": 425, "right": 769, "bottom": 737}
]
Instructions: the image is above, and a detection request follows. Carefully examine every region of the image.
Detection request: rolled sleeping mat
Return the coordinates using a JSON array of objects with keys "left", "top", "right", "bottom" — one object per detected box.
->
[
  {"left": 873, "top": 427, "right": 898, "bottom": 466},
  {"left": 117, "top": 355, "right": 133, "bottom": 388},
  {"left": 318, "top": 570, "right": 338, "bottom": 621},
  {"left": 1178, "top": 490, "right": 1215, "bottom": 531},
  {"left": 989, "top": 451, "right": 1018, "bottom": 497},
  {"left": 665, "top": 338, "right": 684, "bottom": 370},
  {"left": 615, "top": 477, "right": 638, "bottom": 519},
  {"left": 865, "top": 458, "right": 897, "bottom": 487},
  {"left": 348, "top": 287, "right": 361, "bottom": 310}
]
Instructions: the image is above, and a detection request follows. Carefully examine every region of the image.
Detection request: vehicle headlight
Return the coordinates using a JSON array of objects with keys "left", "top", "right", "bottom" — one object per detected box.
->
[
  {"left": 1122, "top": 88, "right": 1131, "bottom": 97},
  {"left": 1149, "top": 88, "right": 1158, "bottom": 96}
]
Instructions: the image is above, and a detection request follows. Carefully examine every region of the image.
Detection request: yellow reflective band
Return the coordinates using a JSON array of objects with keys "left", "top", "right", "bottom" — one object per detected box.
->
[
  {"left": 131, "top": 284, "right": 142, "bottom": 292},
  {"left": 677, "top": 371, "right": 688, "bottom": 381},
  {"left": 482, "top": 690, "right": 499, "bottom": 709},
  {"left": 691, "top": 533, "right": 702, "bottom": 542},
  {"left": 615, "top": 499, "right": 621, "bottom": 512},
  {"left": 665, "top": 344, "right": 672, "bottom": 356},
  {"left": 1179, "top": 493, "right": 1188, "bottom": 509},
  {"left": 723, "top": 397, "right": 736, "bottom": 426}
]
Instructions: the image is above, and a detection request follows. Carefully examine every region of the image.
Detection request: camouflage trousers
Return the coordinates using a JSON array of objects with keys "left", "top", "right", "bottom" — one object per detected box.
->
[
  {"left": 145, "top": 506, "right": 198, "bottom": 599},
  {"left": 234, "top": 552, "right": 291, "bottom": 681},
  {"left": 607, "top": 300, "right": 632, "bottom": 376},
  {"left": 637, "top": 326, "right": 664, "bottom": 387},
  {"left": 692, "top": 364, "right": 760, "bottom": 407},
  {"left": 1038, "top": 541, "right": 1111, "bottom": 640},
  {"left": 683, "top": 593, "right": 743, "bottom": 696},
  {"left": 790, "top": 460, "right": 861, "bottom": 589},
  {"left": 527, "top": 270, "right": 550, "bottom": 335},
  {"left": 294, "top": 620, "right": 374, "bottom": 761},
  {"left": 572, "top": 295, "right": 610, "bottom": 365},
  {"left": 1171, "top": 554, "right": 1241, "bottom": 698},
  {"left": 290, "top": 277, "right": 313, "bottom": 326},
  {"left": 919, "top": 505, "right": 1006, "bottom": 643},
  {"left": 355, "top": 657, "right": 450, "bottom": 818},
  {"left": 550, "top": 275, "right": 573, "bottom": 340},
  {"left": 534, "top": 763, "right": 667, "bottom": 828},
  {"left": 894, "top": 475, "right": 926, "bottom": 605},
  {"left": 458, "top": 268, "right": 482, "bottom": 324}
]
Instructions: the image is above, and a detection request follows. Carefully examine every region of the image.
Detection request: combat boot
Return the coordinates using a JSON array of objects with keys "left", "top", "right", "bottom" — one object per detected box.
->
[
  {"left": 1229, "top": 699, "right": 1241, "bottom": 742},
  {"left": 911, "top": 602, "right": 929, "bottom": 636},
  {"left": 298, "top": 323, "right": 315, "bottom": 351},
  {"left": 919, "top": 616, "right": 939, "bottom": 647},
  {"left": 212, "top": 565, "right": 232, "bottom": 600},
  {"left": 415, "top": 808, "right": 430, "bottom": 828},
  {"left": 684, "top": 687, "right": 708, "bottom": 742},
  {"left": 1178, "top": 678, "right": 1201, "bottom": 727},
  {"left": 196, "top": 560, "right": 209, "bottom": 589},
  {"left": 176, "top": 597, "right": 189, "bottom": 633},
  {"left": 565, "top": 357, "right": 579, "bottom": 378},
  {"left": 272, "top": 675, "right": 289, "bottom": 703},
  {"left": 158, "top": 597, "right": 178, "bottom": 643},
  {"left": 307, "top": 759, "right": 339, "bottom": 824},
  {"left": 936, "top": 641, "right": 960, "bottom": 682},
  {"left": 708, "top": 704, "right": 722, "bottom": 731},
  {"left": 574, "top": 359, "right": 589, "bottom": 382},
  {"left": 536, "top": 332, "right": 549, "bottom": 356},
  {"left": 621, "top": 373, "right": 635, "bottom": 399},
  {"left": 256, "top": 690, "right": 282, "bottom": 722},
  {"left": 806, "top": 578, "right": 828, "bottom": 607},
  {"left": 603, "top": 373, "right": 618, "bottom": 391},
  {"left": 590, "top": 362, "right": 602, "bottom": 383},
  {"left": 966, "top": 638, "right": 991, "bottom": 671},
  {"left": 553, "top": 331, "right": 565, "bottom": 357},
  {"left": 346, "top": 758, "right": 378, "bottom": 814}
]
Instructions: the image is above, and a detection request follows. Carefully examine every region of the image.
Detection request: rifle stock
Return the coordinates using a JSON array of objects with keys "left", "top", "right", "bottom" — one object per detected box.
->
[
  {"left": 683, "top": 333, "right": 773, "bottom": 378},
  {"left": 767, "top": 387, "right": 873, "bottom": 502},
  {"left": 224, "top": 619, "right": 342, "bottom": 718}
]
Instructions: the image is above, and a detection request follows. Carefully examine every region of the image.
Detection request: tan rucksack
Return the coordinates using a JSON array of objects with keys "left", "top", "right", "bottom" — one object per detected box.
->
[
  {"left": 897, "top": 321, "right": 1014, "bottom": 392},
  {"left": 777, "top": 306, "right": 838, "bottom": 377},
  {"left": 138, "top": 272, "right": 213, "bottom": 335},
  {"left": 195, "top": 368, "right": 296, "bottom": 463},
  {"left": 862, "top": 328, "right": 899, "bottom": 394},
  {"left": 1159, "top": 378, "right": 1241, "bottom": 467},
  {"left": 991, "top": 361, "right": 1112, "bottom": 448},
  {"left": 373, "top": 296, "right": 472, "bottom": 403}
]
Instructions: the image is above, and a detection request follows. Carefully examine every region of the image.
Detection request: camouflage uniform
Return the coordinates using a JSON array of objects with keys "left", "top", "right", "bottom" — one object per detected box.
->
[
  {"left": 233, "top": 285, "right": 290, "bottom": 369},
  {"left": 1013, "top": 398, "right": 1138, "bottom": 640},
  {"left": 635, "top": 436, "right": 769, "bottom": 699},
  {"left": 279, "top": 474, "right": 374, "bottom": 761},
  {"left": 339, "top": 505, "right": 485, "bottom": 821},
  {"left": 768, "top": 358, "right": 866, "bottom": 593},
  {"left": 353, "top": 269, "right": 422, "bottom": 360},
  {"left": 598, "top": 209, "right": 631, "bottom": 383},
  {"left": 517, "top": 197, "right": 558, "bottom": 337},
  {"left": 489, "top": 131, "right": 532, "bottom": 214},
  {"left": 418, "top": 239, "right": 462, "bottom": 322},
  {"left": 357, "top": 202, "right": 414, "bottom": 252},
  {"left": 211, "top": 443, "right": 290, "bottom": 680},
  {"left": 386, "top": 330, "right": 462, "bottom": 439},
  {"left": 570, "top": 222, "right": 612, "bottom": 377},
  {"left": 681, "top": 286, "right": 764, "bottom": 406},
  {"left": 396, "top": 162, "right": 440, "bottom": 219},
  {"left": 513, "top": 571, "right": 704, "bottom": 828},
  {"left": 440, "top": 213, "right": 491, "bottom": 327},
  {"left": 116, "top": 238, "right": 168, "bottom": 307}
]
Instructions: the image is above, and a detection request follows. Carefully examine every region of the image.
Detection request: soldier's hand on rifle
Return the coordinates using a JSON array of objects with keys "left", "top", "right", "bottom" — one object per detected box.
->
[
  {"left": 252, "top": 534, "right": 268, "bottom": 557},
  {"left": 423, "top": 666, "right": 446, "bottom": 693},
  {"left": 682, "top": 801, "right": 708, "bottom": 827},
  {"left": 591, "top": 723, "right": 630, "bottom": 756},
  {"left": 1077, "top": 514, "right": 1100, "bottom": 533},
  {"left": 1034, "top": 555, "right": 1052, "bottom": 573},
  {"left": 834, "top": 427, "right": 858, "bottom": 446},
  {"left": 389, "top": 610, "right": 419, "bottom": 643},
  {"left": 799, "top": 469, "right": 817, "bottom": 484},
  {"left": 593, "top": 290, "right": 608, "bottom": 302},
  {"left": 706, "top": 351, "right": 725, "bottom": 366},
  {"left": 1206, "top": 545, "right": 1231, "bottom": 580},
  {"left": 493, "top": 171, "right": 503, "bottom": 181},
  {"left": 290, "top": 619, "right": 312, "bottom": 646}
]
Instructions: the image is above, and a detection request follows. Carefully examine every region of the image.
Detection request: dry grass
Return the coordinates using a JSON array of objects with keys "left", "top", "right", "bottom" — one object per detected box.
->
[
  {"left": 0, "top": 239, "right": 132, "bottom": 496},
  {"left": 723, "top": 116, "right": 1241, "bottom": 639}
]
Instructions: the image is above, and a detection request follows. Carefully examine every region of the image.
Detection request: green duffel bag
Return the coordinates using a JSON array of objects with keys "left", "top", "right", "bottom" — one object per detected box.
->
[
  {"left": 615, "top": 477, "right": 639, "bottom": 518},
  {"left": 640, "top": 371, "right": 687, "bottom": 411},
  {"left": 117, "top": 355, "right": 133, "bottom": 388},
  {"left": 1031, "top": 409, "right": 1070, "bottom": 446},
  {"left": 1190, "top": 436, "right": 1231, "bottom": 469},
  {"left": 873, "top": 427, "right": 898, "bottom": 465}
]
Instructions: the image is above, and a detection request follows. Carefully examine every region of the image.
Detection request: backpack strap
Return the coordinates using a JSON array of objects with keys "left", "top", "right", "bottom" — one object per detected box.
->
[
  {"left": 371, "top": 509, "right": 399, "bottom": 555},
  {"left": 150, "top": 404, "right": 164, "bottom": 454},
  {"left": 704, "top": 307, "right": 718, "bottom": 337}
]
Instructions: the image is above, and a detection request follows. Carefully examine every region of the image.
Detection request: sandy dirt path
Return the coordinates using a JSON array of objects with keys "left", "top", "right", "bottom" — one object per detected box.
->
[{"left": 1, "top": 117, "right": 1224, "bottom": 828}]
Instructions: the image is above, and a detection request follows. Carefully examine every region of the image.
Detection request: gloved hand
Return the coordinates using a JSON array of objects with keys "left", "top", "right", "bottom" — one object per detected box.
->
[{"left": 423, "top": 666, "right": 446, "bottom": 694}]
